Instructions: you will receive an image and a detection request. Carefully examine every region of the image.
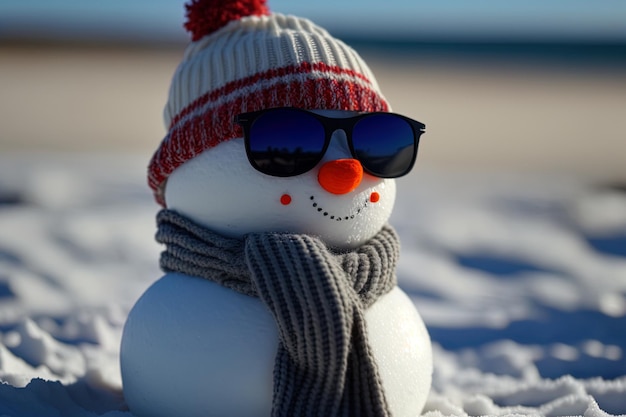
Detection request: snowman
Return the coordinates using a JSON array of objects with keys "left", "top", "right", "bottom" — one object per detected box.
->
[{"left": 120, "top": 1, "right": 432, "bottom": 416}]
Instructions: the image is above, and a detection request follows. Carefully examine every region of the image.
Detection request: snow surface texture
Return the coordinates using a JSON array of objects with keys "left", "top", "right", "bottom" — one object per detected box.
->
[{"left": 0, "top": 153, "right": 624, "bottom": 416}]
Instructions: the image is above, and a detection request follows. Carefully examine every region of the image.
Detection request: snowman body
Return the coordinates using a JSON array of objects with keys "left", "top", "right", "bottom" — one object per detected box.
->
[
  {"left": 122, "top": 274, "right": 430, "bottom": 417},
  {"left": 121, "top": 112, "right": 432, "bottom": 416}
]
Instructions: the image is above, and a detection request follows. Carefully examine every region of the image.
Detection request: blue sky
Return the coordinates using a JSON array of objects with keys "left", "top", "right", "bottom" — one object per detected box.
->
[{"left": 1, "top": 0, "right": 625, "bottom": 42}]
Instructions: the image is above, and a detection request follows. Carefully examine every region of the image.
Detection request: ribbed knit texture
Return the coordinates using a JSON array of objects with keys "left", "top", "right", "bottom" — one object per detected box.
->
[
  {"left": 148, "top": 12, "right": 389, "bottom": 205},
  {"left": 156, "top": 209, "right": 399, "bottom": 417}
]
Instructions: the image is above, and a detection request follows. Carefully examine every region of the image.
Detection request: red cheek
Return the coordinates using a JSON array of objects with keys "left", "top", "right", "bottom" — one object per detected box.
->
[
  {"left": 280, "top": 194, "right": 292, "bottom": 205},
  {"left": 370, "top": 192, "right": 380, "bottom": 203}
]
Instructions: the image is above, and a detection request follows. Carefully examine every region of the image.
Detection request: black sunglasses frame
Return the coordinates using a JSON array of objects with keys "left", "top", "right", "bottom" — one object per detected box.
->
[{"left": 234, "top": 107, "right": 426, "bottom": 178}]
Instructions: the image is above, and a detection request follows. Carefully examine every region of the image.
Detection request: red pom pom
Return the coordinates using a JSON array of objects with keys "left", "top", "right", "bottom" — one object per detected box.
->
[{"left": 184, "top": 0, "right": 270, "bottom": 41}]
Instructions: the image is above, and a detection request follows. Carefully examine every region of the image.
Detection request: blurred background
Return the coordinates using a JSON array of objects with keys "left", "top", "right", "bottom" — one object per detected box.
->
[
  {"left": 1, "top": 0, "right": 625, "bottom": 183},
  {"left": 1, "top": 1, "right": 626, "bottom": 395}
]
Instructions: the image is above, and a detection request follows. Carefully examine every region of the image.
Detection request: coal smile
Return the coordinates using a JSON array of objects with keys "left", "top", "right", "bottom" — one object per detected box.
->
[{"left": 309, "top": 195, "right": 370, "bottom": 221}]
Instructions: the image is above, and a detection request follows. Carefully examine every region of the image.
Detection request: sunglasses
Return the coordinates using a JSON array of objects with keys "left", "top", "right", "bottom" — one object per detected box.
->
[{"left": 234, "top": 107, "right": 425, "bottom": 178}]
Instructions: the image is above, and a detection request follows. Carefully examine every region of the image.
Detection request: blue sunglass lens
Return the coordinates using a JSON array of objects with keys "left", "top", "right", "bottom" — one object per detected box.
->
[
  {"left": 352, "top": 114, "right": 416, "bottom": 177},
  {"left": 248, "top": 109, "right": 326, "bottom": 176}
]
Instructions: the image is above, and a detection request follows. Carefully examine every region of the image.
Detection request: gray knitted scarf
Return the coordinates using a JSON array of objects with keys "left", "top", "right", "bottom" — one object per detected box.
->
[{"left": 156, "top": 209, "right": 400, "bottom": 417}]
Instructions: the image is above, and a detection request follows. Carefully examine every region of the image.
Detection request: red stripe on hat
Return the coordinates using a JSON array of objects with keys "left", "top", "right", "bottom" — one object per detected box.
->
[
  {"left": 149, "top": 76, "right": 388, "bottom": 206},
  {"left": 168, "top": 62, "right": 379, "bottom": 129}
]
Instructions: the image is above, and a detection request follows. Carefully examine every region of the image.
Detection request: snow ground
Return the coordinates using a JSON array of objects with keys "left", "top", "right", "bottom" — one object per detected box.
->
[{"left": 0, "top": 153, "right": 624, "bottom": 416}]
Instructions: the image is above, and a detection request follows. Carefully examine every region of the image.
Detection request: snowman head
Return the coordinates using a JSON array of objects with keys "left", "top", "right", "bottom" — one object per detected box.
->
[{"left": 149, "top": 0, "right": 424, "bottom": 249}]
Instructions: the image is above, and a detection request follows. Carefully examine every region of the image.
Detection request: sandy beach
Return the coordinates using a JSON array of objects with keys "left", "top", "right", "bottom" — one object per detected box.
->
[{"left": 1, "top": 44, "right": 624, "bottom": 182}]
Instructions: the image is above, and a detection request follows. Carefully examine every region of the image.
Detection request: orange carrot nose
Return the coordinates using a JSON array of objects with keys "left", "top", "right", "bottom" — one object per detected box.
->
[{"left": 318, "top": 159, "right": 364, "bottom": 195}]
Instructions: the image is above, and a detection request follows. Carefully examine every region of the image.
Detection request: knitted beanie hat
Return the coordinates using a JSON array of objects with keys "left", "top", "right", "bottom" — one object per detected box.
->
[{"left": 148, "top": 0, "right": 390, "bottom": 205}]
